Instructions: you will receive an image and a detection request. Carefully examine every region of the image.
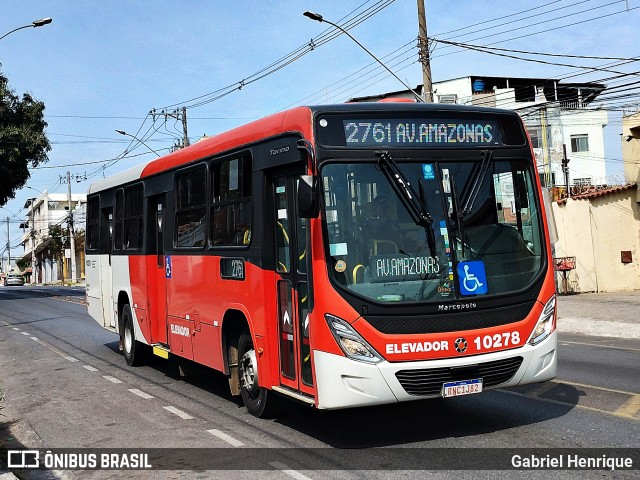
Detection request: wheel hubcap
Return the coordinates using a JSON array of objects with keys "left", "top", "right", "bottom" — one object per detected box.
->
[
  {"left": 124, "top": 326, "right": 133, "bottom": 354},
  {"left": 239, "top": 349, "right": 258, "bottom": 396}
]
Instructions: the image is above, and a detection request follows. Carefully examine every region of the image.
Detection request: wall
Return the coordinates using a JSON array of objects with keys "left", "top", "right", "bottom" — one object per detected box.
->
[{"left": 552, "top": 189, "right": 640, "bottom": 292}]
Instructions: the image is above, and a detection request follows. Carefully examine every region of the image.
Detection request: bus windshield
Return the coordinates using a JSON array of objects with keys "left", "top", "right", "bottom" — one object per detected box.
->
[{"left": 321, "top": 157, "right": 544, "bottom": 304}]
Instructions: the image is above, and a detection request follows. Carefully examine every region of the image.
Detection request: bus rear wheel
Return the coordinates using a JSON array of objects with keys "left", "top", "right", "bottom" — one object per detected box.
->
[
  {"left": 122, "top": 304, "right": 144, "bottom": 366},
  {"left": 237, "top": 330, "right": 281, "bottom": 418}
]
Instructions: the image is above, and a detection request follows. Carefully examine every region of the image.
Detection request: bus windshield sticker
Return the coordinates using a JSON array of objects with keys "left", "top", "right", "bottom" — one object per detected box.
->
[
  {"left": 370, "top": 254, "right": 440, "bottom": 283},
  {"left": 330, "top": 243, "right": 348, "bottom": 256},
  {"left": 422, "top": 164, "right": 435, "bottom": 180},
  {"left": 334, "top": 260, "right": 347, "bottom": 273},
  {"left": 457, "top": 261, "right": 488, "bottom": 296},
  {"left": 277, "top": 208, "right": 288, "bottom": 219}
]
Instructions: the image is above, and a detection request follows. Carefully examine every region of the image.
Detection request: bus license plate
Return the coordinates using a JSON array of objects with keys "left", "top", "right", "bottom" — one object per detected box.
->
[{"left": 442, "top": 379, "right": 483, "bottom": 398}]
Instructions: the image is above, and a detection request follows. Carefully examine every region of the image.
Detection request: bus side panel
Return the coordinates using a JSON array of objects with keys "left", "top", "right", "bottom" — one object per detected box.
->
[
  {"left": 128, "top": 255, "right": 151, "bottom": 344},
  {"left": 100, "top": 255, "right": 115, "bottom": 330},
  {"left": 111, "top": 255, "right": 146, "bottom": 342},
  {"left": 85, "top": 254, "right": 105, "bottom": 327}
]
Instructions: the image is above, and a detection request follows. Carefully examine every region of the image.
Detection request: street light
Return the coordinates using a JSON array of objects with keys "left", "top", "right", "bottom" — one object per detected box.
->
[
  {"left": 303, "top": 11, "right": 423, "bottom": 103},
  {"left": 115, "top": 130, "right": 161, "bottom": 157},
  {"left": 0, "top": 18, "right": 52, "bottom": 41}
]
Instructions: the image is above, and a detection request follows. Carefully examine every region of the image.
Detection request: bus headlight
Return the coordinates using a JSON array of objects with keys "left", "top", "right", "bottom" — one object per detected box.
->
[
  {"left": 325, "top": 314, "right": 382, "bottom": 364},
  {"left": 528, "top": 295, "right": 556, "bottom": 345}
]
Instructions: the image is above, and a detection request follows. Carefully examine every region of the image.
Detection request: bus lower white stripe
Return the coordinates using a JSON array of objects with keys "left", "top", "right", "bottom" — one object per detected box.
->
[
  {"left": 207, "top": 429, "right": 244, "bottom": 447},
  {"left": 129, "top": 388, "right": 154, "bottom": 399},
  {"left": 268, "top": 462, "right": 313, "bottom": 480},
  {"left": 163, "top": 406, "right": 193, "bottom": 419}
]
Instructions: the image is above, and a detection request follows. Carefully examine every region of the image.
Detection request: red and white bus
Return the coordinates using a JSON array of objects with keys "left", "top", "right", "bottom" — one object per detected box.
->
[{"left": 86, "top": 102, "right": 557, "bottom": 417}]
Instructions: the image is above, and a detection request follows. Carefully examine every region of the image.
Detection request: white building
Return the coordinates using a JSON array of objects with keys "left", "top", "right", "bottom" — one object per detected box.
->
[
  {"left": 351, "top": 75, "right": 609, "bottom": 188},
  {"left": 19, "top": 192, "right": 86, "bottom": 284}
]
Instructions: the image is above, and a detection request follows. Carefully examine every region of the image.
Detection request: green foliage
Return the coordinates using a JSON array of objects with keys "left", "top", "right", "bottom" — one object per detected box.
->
[
  {"left": 0, "top": 67, "right": 51, "bottom": 206},
  {"left": 47, "top": 224, "right": 68, "bottom": 265}
]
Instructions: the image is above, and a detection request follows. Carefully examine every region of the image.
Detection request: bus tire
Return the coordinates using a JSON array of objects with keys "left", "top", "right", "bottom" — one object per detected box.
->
[
  {"left": 237, "top": 330, "right": 280, "bottom": 418},
  {"left": 122, "top": 304, "right": 144, "bottom": 366}
]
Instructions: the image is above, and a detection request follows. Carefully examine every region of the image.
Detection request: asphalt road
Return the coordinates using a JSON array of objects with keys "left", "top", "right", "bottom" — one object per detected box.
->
[{"left": 0, "top": 286, "right": 638, "bottom": 479}]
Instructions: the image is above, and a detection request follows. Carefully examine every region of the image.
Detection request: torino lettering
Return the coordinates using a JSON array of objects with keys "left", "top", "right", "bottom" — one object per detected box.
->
[{"left": 376, "top": 256, "right": 440, "bottom": 278}]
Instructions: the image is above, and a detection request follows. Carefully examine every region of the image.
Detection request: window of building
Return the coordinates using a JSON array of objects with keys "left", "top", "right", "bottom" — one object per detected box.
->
[
  {"left": 437, "top": 94, "right": 458, "bottom": 104},
  {"left": 529, "top": 129, "right": 541, "bottom": 149},
  {"left": 570, "top": 134, "right": 589, "bottom": 152},
  {"left": 210, "top": 155, "right": 252, "bottom": 246},
  {"left": 175, "top": 165, "right": 207, "bottom": 248},
  {"left": 86, "top": 196, "right": 100, "bottom": 251},
  {"left": 124, "top": 184, "right": 144, "bottom": 250}
]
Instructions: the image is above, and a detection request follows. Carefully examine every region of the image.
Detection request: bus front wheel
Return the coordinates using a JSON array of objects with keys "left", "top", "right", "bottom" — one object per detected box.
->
[{"left": 237, "top": 330, "right": 280, "bottom": 418}]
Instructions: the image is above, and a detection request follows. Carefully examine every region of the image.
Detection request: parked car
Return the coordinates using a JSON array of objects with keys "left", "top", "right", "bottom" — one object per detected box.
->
[{"left": 5, "top": 273, "right": 25, "bottom": 286}]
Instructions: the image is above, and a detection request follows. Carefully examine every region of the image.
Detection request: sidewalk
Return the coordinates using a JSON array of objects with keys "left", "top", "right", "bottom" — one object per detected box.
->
[{"left": 556, "top": 290, "right": 640, "bottom": 339}]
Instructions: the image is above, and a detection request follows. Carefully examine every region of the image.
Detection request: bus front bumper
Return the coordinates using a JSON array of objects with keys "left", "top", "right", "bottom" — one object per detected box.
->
[{"left": 313, "top": 331, "right": 557, "bottom": 410}]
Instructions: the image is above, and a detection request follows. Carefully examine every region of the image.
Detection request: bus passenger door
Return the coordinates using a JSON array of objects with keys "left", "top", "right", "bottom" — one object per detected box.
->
[
  {"left": 271, "top": 171, "right": 314, "bottom": 397},
  {"left": 151, "top": 195, "right": 169, "bottom": 345},
  {"left": 100, "top": 207, "right": 115, "bottom": 328}
]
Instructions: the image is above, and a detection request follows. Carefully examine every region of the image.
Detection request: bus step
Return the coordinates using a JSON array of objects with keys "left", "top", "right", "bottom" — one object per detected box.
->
[
  {"left": 271, "top": 386, "right": 315, "bottom": 405},
  {"left": 151, "top": 344, "right": 170, "bottom": 359}
]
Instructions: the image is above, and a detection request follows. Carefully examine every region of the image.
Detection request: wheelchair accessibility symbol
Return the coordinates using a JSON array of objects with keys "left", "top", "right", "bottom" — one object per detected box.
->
[
  {"left": 165, "top": 255, "right": 172, "bottom": 278},
  {"left": 457, "top": 261, "right": 488, "bottom": 296}
]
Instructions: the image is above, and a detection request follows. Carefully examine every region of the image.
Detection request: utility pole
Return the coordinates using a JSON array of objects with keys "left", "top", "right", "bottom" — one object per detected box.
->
[
  {"left": 182, "top": 107, "right": 190, "bottom": 147},
  {"left": 417, "top": 0, "right": 433, "bottom": 102},
  {"left": 562, "top": 144, "right": 571, "bottom": 199},
  {"left": 152, "top": 108, "right": 190, "bottom": 148},
  {"left": 5, "top": 217, "right": 10, "bottom": 272},
  {"left": 67, "top": 171, "right": 77, "bottom": 283},
  {"left": 30, "top": 203, "right": 36, "bottom": 284}
]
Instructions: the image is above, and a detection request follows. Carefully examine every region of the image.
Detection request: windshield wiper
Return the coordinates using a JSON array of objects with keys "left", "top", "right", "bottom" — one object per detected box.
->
[
  {"left": 449, "top": 174, "right": 466, "bottom": 258},
  {"left": 375, "top": 150, "right": 435, "bottom": 257},
  {"left": 462, "top": 150, "right": 493, "bottom": 214}
]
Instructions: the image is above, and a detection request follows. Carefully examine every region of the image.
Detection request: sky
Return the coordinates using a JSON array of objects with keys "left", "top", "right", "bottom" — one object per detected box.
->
[{"left": 1, "top": 0, "right": 639, "bottom": 262}]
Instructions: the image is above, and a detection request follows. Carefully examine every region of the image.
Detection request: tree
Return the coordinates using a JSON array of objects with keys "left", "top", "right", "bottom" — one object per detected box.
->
[
  {"left": 0, "top": 67, "right": 51, "bottom": 206},
  {"left": 47, "top": 224, "right": 68, "bottom": 278}
]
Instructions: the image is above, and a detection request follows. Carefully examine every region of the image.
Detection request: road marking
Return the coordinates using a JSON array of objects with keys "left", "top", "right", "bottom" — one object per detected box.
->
[
  {"left": 268, "top": 462, "right": 313, "bottom": 480},
  {"left": 129, "top": 388, "right": 154, "bottom": 400},
  {"left": 501, "top": 388, "right": 640, "bottom": 422},
  {"left": 163, "top": 406, "right": 193, "bottom": 420},
  {"left": 83, "top": 365, "right": 99, "bottom": 372},
  {"left": 12, "top": 327, "right": 19, "bottom": 331},
  {"left": 1, "top": 320, "right": 9, "bottom": 326},
  {"left": 551, "top": 379, "right": 638, "bottom": 396},
  {"left": 21, "top": 331, "right": 30, "bottom": 336},
  {"left": 103, "top": 375, "right": 122, "bottom": 384},
  {"left": 30, "top": 336, "right": 38, "bottom": 341},
  {"left": 560, "top": 340, "right": 640, "bottom": 353},
  {"left": 65, "top": 356, "right": 79, "bottom": 362},
  {"left": 207, "top": 429, "right": 244, "bottom": 447},
  {"left": 615, "top": 394, "right": 640, "bottom": 417}
]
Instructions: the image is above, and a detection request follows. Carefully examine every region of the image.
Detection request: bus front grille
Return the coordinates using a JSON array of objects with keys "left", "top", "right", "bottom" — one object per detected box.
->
[{"left": 395, "top": 356, "right": 524, "bottom": 396}]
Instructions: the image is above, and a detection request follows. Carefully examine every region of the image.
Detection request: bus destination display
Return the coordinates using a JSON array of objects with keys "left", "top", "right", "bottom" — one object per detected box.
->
[{"left": 342, "top": 119, "right": 499, "bottom": 147}]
